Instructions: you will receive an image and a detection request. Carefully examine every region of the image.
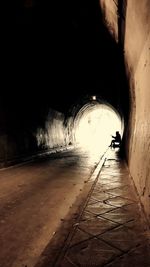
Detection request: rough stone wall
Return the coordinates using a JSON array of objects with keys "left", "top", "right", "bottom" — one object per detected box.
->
[{"left": 100, "top": 0, "right": 150, "bottom": 223}]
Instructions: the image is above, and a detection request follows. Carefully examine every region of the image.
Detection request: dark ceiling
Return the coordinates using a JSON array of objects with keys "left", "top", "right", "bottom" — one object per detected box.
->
[{"left": 1, "top": 0, "right": 128, "bottom": 131}]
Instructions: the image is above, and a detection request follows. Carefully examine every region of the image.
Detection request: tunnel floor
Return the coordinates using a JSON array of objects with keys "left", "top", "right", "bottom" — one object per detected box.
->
[
  {"left": 0, "top": 147, "right": 105, "bottom": 267},
  {"left": 39, "top": 149, "right": 150, "bottom": 267}
]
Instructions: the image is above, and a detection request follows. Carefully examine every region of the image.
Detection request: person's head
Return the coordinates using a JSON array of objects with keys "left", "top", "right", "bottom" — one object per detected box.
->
[{"left": 116, "top": 131, "right": 119, "bottom": 135}]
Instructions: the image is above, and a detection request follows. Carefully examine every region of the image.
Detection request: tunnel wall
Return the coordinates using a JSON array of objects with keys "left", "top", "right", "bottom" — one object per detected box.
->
[
  {"left": 0, "top": 108, "right": 72, "bottom": 167},
  {"left": 36, "top": 109, "right": 73, "bottom": 149},
  {"left": 99, "top": 0, "right": 118, "bottom": 41},
  {"left": 0, "top": 132, "right": 38, "bottom": 165},
  {"left": 124, "top": 0, "right": 150, "bottom": 223},
  {"left": 100, "top": 0, "right": 150, "bottom": 223}
]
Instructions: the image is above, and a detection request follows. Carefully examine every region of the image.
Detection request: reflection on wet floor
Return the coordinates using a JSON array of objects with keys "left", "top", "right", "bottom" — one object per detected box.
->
[{"left": 34, "top": 146, "right": 108, "bottom": 170}]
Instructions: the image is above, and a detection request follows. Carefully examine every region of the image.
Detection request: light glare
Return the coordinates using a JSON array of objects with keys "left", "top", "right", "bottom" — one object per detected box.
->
[{"left": 74, "top": 104, "right": 122, "bottom": 153}]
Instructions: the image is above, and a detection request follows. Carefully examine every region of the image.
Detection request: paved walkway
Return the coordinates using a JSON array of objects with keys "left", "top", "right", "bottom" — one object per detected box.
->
[{"left": 54, "top": 149, "right": 150, "bottom": 267}]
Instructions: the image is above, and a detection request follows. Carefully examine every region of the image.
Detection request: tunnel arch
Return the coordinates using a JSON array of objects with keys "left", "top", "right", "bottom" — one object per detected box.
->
[{"left": 69, "top": 98, "right": 124, "bottom": 152}]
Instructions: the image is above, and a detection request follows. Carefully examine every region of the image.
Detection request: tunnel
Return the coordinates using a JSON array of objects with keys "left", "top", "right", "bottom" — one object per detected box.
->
[
  {"left": 72, "top": 99, "right": 123, "bottom": 150},
  {"left": 0, "top": 0, "right": 150, "bottom": 266}
]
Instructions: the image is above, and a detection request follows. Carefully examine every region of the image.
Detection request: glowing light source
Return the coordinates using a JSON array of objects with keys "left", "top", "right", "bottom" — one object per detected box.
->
[
  {"left": 74, "top": 103, "right": 123, "bottom": 154},
  {"left": 92, "top": 96, "right": 96, "bottom": 100}
]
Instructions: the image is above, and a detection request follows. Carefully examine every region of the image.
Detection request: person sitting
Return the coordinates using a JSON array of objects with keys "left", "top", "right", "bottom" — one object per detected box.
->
[{"left": 109, "top": 131, "right": 121, "bottom": 148}]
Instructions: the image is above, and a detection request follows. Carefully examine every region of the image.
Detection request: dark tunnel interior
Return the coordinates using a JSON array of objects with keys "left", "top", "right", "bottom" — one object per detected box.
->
[{"left": 1, "top": 0, "right": 129, "bottom": 135}]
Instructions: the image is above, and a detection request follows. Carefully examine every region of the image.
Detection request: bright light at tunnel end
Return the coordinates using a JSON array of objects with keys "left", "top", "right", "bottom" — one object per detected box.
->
[{"left": 74, "top": 103, "right": 123, "bottom": 154}]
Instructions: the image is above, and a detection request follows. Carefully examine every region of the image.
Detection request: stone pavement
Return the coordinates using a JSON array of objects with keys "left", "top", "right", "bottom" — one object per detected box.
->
[{"left": 54, "top": 149, "right": 150, "bottom": 267}]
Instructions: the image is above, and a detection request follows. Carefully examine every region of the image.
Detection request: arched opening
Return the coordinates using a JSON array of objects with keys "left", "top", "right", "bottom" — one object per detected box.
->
[{"left": 73, "top": 101, "right": 124, "bottom": 154}]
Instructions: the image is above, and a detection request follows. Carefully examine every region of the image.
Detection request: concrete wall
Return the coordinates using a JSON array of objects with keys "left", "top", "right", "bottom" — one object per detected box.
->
[
  {"left": 100, "top": 0, "right": 150, "bottom": 223},
  {"left": 124, "top": 0, "right": 150, "bottom": 223}
]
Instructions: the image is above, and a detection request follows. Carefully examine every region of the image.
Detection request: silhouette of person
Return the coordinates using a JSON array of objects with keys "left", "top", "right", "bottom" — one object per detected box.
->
[{"left": 109, "top": 131, "right": 121, "bottom": 147}]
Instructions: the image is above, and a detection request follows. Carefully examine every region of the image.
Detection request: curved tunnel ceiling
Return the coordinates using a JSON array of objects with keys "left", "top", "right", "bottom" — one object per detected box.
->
[{"left": 1, "top": 0, "right": 129, "bottom": 136}]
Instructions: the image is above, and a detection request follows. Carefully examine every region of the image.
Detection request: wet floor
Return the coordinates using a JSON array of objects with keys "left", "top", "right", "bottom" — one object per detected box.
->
[
  {"left": 41, "top": 149, "right": 150, "bottom": 267},
  {"left": 0, "top": 147, "right": 106, "bottom": 267}
]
